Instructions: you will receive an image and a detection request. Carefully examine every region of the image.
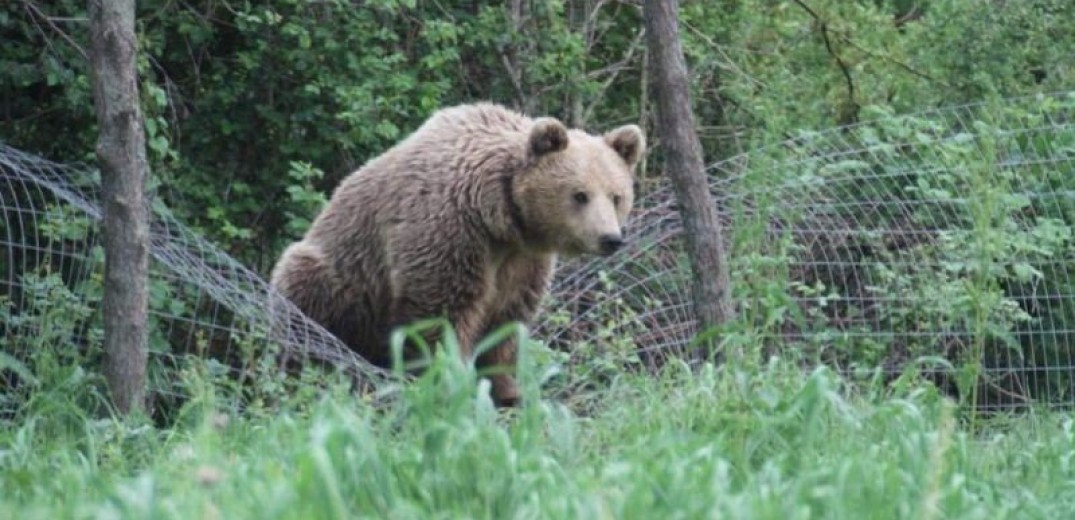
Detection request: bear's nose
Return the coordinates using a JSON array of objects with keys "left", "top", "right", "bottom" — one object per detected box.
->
[{"left": 599, "top": 234, "right": 624, "bottom": 255}]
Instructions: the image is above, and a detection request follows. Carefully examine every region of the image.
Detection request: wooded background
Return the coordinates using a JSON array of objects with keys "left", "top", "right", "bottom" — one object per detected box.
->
[{"left": 4, "top": 0, "right": 1070, "bottom": 271}]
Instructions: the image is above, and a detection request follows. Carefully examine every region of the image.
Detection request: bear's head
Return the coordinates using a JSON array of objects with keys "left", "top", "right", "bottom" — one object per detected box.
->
[{"left": 512, "top": 117, "right": 645, "bottom": 256}]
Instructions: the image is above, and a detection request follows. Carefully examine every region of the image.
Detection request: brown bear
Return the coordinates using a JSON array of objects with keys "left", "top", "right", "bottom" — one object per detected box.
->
[{"left": 269, "top": 102, "right": 644, "bottom": 406}]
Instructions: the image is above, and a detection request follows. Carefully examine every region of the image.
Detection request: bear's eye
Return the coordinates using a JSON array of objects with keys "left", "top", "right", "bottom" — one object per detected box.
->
[
  {"left": 613, "top": 195, "right": 623, "bottom": 207},
  {"left": 573, "top": 192, "right": 589, "bottom": 205}
]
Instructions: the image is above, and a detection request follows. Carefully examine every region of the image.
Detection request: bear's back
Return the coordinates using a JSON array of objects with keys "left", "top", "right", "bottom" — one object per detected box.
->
[{"left": 296, "top": 103, "right": 535, "bottom": 306}]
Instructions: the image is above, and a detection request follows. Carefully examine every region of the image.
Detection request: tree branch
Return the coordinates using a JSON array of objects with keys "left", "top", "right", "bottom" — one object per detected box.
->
[
  {"left": 22, "top": 0, "right": 88, "bottom": 60},
  {"left": 792, "top": 0, "right": 859, "bottom": 124},
  {"left": 582, "top": 27, "right": 646, "bottom": 125}
]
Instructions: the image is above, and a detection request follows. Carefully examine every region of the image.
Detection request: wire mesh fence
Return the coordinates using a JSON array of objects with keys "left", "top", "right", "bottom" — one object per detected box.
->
[
  {"left": 2, "top": 92, "right": 1074, "bottom": 414},
  {"left": 539, "top": 92, "right": 1075, "bottom": 410},
  {"left": 0, "top": 144, "right": 392, "bottom": 418}
]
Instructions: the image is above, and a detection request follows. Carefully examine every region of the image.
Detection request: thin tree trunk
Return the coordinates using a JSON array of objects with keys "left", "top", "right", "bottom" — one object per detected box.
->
[
  {"left": 89, "top": 0, "right": 150, "bottom": 414},
  {"left": 642, "top": 0, "right": 734, "bottom": 359}
]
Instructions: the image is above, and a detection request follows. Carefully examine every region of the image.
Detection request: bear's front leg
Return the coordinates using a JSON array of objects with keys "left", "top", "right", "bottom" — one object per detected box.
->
[
  {"left": 478, "top": 340, "right": 519, "bottom": 407},
  {"left": 479, "top": 255, "right": 555, "bottom": 408}
]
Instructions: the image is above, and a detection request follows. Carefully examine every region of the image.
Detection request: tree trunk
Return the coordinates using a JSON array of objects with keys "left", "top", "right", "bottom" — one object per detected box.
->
[
  {"left": 642, "top": 0, "right": 735, "bottom": 359},
  {"left": 89, "top": 0, "right": 151, "bottom": 415}
]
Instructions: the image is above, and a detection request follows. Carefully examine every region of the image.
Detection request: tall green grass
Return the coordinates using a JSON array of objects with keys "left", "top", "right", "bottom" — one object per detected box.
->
[{"left": 2, "top": 325, "right": 1074, "bottom": 519}]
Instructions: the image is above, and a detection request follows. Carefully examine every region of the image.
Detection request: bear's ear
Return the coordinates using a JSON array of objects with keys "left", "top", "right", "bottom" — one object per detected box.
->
[
  {"left": 529, "top": 117, "right": 569, "bottom": 157},
  {"left": 604, "top": 124, "right": 646, "bottom": 168}
]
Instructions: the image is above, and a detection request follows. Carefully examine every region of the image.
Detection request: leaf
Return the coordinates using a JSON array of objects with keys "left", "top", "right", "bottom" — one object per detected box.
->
[
  {"left": 1011, "top": 263, "right": 1042, "bottom": 282},
  {"left": 0, "top": 352, "right": 39, "bottom": 387}
]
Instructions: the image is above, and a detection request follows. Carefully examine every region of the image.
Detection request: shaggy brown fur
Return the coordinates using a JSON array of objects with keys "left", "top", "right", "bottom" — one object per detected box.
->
[{"left": 270, "top": 102, "right": 644, "bottom": 406}]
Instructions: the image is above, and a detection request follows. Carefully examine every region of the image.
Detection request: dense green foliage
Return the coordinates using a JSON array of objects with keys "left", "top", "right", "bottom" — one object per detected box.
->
[
  {"left": 710, "top": 95, "right": 1075, "bottom": 409},
  {"left": 3, "top": 0, "right": 1072, "bottom": 269}
]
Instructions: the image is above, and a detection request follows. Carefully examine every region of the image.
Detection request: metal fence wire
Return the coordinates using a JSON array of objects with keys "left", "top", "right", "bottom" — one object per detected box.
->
[
  {"left": 0, "top": 144, "right": 392, "bottom": 417},
  {"left": 539, "top": 92, "right": 1075, "bottom": 410},
  {"left": 2, "top": 92, "right": 1075, "bottom": 413}
]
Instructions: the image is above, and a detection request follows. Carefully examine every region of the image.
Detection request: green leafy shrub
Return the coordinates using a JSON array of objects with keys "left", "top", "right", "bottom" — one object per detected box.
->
[{"left": 717, "top": 95, "right": 1075, "bottom": 409}]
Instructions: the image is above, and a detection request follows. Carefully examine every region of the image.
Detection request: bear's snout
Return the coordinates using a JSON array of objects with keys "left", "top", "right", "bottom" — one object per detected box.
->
[{"left": 598, "top": 234, "right": 624, "bottom": 255}]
